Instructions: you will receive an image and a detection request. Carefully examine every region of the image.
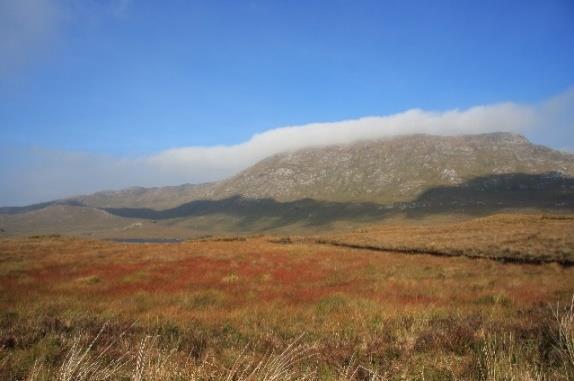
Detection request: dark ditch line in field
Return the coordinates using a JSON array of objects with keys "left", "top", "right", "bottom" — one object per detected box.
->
[{"left": 313, "top": 239, "right": 574, "bottom": 267}]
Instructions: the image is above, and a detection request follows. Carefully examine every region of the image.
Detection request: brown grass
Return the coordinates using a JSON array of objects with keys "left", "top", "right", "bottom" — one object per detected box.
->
[
  {"left": 314, "top": 214, "right": 574, "bottom": 264},
  {"left": 0, "top": 213, "right": 573, "bottom": 379}
]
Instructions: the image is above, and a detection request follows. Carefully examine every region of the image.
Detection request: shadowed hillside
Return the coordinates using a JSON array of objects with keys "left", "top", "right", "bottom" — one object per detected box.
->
[
  {"left": 5, "top": 132, "right": 570, "bottom": 213},
  {"left": 1, "top": 172, "right": 574, "bottom": 237},
  {"left": 103, "top": 196, "right": 388, "bottom": 225},
  {"left": 99, "top": 172, "right": 574, "bottom": 231},
  {"left": 1, "top": 132, "right": 573, "bottom": 237},
  {"left": 407, "top": 171, "right": 574, "bottom": 214}
]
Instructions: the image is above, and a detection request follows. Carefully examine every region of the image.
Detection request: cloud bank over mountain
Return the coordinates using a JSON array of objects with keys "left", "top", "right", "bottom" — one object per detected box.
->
[{"left": 1, "top": 88, "right": 573, "bottom": 206}]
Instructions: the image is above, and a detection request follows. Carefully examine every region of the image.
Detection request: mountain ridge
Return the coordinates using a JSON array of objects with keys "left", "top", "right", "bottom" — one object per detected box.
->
[
  {"left": 204, "top": 132, "right": 574, "bottom": 204},
  {"left": 3, "top": 132, "right": 574, "bottom": 211},
  {"left": 1, "top": 132, "right": 573, "bottom": 237}
]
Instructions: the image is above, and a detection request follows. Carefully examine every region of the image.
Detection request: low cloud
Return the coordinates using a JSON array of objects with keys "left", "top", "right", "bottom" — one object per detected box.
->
[
  {"left": 148, "top": 101, "right": 536, "bottom": 180},
  {"left": 1, "top": 88, "right": 573, "bottom": 206}
]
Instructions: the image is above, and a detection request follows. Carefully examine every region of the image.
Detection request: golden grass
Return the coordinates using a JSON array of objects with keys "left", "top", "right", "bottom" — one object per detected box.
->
[
  {"left": 1, "top": 213, "right": 573, "bottom": 379},
  {"left": 314, "top": 213, "right": 574, "bottom": 264}
]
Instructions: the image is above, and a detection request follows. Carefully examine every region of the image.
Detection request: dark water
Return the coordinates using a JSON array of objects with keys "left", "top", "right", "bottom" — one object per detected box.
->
[{"left": 107, "top": 238, "right": 183, "bottom": 244}]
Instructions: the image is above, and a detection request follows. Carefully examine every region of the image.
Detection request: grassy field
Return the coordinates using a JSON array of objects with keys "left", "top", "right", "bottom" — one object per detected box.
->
[
  {"left": 315, "top": 214, "right": 574, "bottom": 264},
  {"left": 0, "top": 214, "right": 573, "bottom": 380}
]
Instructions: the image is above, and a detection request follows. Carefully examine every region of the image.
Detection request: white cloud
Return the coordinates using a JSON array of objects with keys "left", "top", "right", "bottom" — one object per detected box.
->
[
  {"left": 528, "top": 87, "right": 574, "bottom": 150},
  {"left": 0, "top": 0, "right": 62, "bottom": 76},
  {"left": 1, "top": 89, "right": 573, "bottom": 206},
  {"left": 146, "top": 101, "right": 536, "bottom": 179},
  {"left": 0, "top": 0, "right": 134, "bottom": 78}
]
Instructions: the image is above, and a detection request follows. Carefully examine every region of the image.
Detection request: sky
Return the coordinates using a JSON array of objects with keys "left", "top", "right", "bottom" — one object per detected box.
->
[{"left": 0, "top": 0, "right": 573, "bottom": 206}]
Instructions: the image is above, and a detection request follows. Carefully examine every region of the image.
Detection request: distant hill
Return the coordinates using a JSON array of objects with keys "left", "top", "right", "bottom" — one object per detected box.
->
[
  {"left": 0, "top": 204, "right": 130, "bottom": 235},
  {"left": 71, "top": 182, "right": 215, "bottom": 209},
  {"left": 1, "top": 132, "right": 573, "bottom": 237}
]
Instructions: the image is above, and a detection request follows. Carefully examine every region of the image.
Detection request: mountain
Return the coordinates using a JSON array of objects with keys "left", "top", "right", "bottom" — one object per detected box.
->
[
  {"left": 71, "top": 183, "right": 215, "bottom": 209},
  {"left": 205, "top": 132, "right": 574, "bottom": 203},
  {"left": 51, "top": 132, "right": 574, "bottom": 209},
  {"left": 1, "top": 132, "right": 573, "bottom": 237}
]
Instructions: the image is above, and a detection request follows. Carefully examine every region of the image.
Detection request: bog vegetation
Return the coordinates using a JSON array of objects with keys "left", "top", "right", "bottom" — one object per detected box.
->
[{"left": 0, "top": 213, "right": 573, "bottom": 380}]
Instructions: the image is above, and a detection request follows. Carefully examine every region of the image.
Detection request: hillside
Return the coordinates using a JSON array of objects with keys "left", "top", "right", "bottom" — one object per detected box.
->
[
  {"left": 0, "top": 204, "right": 132, "bottom": 235},
  {"left": 71, "top": 182, "right": 215, "bottom": 209},
  {"left": 1, "top": 132, "right": 573, "bottom": 237},
  {"left": 57, "top": 132, "right": 574, "bottom": 209},
  {"left": 207, "top": 132, "right": 574, "bottom": 203}
]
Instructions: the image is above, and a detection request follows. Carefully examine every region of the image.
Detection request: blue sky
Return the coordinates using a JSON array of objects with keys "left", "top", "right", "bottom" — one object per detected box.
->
[{"left": 1, "top": 0, "right": 573, "bottom": 205}]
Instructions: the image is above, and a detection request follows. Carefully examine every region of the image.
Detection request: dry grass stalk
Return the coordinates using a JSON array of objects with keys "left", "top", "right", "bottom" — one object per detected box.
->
[
  {"left": 552, "top": 295, "right": 574, "bottom": 378},
  {"left": 222, "top": 334, "right": 315, "bottom": 381},
  {"left": 57, "top": 325, "right": 128, "bottom": 381}
]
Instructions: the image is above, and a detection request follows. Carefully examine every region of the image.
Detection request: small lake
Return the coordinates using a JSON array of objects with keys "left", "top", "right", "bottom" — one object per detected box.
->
[{"left": 107, "top": 238, "right": 184, "bottom": 244}]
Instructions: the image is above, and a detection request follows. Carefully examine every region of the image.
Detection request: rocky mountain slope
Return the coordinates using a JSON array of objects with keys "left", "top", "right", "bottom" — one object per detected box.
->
[
  {"left": 206, "top": 133, "right": 574, "bottom": 203},
  {"left": 1, "top": 132, "right": 573, "bottom": 237},
  {"left": 52, "top": 132, "right": 574, "bottom": 209}
]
